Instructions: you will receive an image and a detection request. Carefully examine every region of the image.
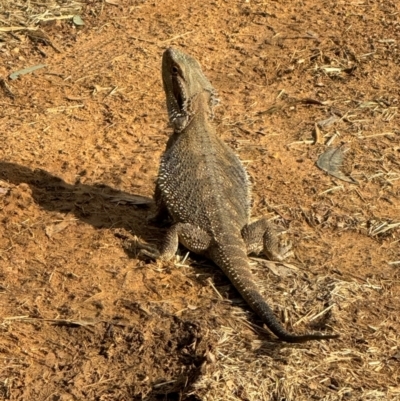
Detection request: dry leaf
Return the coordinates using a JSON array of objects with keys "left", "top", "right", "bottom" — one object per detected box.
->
[
  {"left": 250, "top": 257, "right": 295, "bottom": 277},
  {"left": 316, "top": 146, "right": 358, "bottom": 184},
  {"left": 45, "top": 220, "right": 72, "bottom": 238},
  {"left": 9, "top": 64, "right": 46, "bottom": 80}
]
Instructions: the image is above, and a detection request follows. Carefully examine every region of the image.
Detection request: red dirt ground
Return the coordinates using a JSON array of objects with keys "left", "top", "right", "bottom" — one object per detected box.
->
[{"left": 0, "top": 1, "right": 399, "bottom": 400}]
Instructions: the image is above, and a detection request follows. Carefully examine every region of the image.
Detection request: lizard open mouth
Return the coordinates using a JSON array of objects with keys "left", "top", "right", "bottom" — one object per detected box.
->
[
  {"left": 172, "top": 75, "right": 185, "bottom": 111},
  {"left": 171, "top": 63, "right": 186, "bottom": 112}
]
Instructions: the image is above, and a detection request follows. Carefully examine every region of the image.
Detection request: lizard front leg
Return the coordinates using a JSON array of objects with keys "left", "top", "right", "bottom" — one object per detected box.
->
[
  {"left": 241, "top": 218, "right": 292, "bottom": 261},
  {"left": 148, "top": 184, "right": 171, "bottom": 226}
]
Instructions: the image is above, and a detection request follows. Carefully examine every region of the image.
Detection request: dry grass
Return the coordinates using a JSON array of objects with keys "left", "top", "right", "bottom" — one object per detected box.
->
[
  {"left": 193, "top": 270, "right": 400, "bottom": 401},
  {"left": 0, "top": 0, "right": 82, "bottom": 39}
]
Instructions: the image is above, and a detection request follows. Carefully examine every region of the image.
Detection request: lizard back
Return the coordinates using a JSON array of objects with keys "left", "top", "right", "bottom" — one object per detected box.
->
[{"left": 158, "top": 113, "right": 250, "bottom": 237}]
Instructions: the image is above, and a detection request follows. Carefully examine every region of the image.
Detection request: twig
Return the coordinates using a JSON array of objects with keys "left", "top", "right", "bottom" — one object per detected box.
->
[{"left": 159, "top": 30, "right": 195, "bottom": 44}]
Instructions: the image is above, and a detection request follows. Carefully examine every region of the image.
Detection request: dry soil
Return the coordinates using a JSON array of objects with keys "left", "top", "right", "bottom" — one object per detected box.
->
[{"left": 0, "top": 1, "right": 399, "bottom": 400}]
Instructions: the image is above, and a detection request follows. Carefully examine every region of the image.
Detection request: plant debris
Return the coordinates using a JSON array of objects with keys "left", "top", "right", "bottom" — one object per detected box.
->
[
  {"left": 9, "top": 64, "right": 47, "bottom": 80},
  {"left": 316, "top": 146, "right": 358, "bottom": 184}
]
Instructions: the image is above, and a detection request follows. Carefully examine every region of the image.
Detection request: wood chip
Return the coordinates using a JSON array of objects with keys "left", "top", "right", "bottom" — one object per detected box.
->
[{"left": 314, "top": 122, "right": 324, "bottom": 144}]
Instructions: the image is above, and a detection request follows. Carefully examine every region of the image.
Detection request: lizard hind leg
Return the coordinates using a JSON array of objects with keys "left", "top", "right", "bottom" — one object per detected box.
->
[
  {"left": 159, "top": 222, "right": 211, "bottom": 261},
  {"left": 241, "top": 218, "right": 292, "bottom": 262}
]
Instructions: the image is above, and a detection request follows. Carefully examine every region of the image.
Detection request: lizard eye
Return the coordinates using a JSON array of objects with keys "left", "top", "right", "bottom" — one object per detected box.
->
[{"left": 172, "top": 66, "right": 179, "bottom": 75}]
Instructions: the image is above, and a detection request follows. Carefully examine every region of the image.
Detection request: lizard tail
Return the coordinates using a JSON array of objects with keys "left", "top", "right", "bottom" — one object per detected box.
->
[
  {"left": 212, "top": 244, "right": 339, "bottom": 343},
  {"left": 239, "top": 283, "right": 339, "bottom": 343}
]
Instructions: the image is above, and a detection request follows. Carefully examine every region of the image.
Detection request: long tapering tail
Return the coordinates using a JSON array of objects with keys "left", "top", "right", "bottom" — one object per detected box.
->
[{"left": 211, "top": 243, "right": 339, "bottom": 343}]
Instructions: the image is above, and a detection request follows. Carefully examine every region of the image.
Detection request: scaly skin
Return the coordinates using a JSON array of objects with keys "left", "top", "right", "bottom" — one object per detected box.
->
[{"left": 154, "top": 48, "right": 339, "bottom": 343}]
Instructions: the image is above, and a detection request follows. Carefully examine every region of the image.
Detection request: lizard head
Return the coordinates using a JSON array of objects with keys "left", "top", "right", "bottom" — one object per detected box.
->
[{"left": 162, "top": 48, "right": 218, "bottom": 132}]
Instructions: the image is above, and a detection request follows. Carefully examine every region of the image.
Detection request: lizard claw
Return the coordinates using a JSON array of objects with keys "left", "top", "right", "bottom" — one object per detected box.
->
[
  {"left": 138, "top": 247, "right": 161, "bottom": 261},
  {"left": 129, "top": 237, "right": 161, "bottom": 261}
]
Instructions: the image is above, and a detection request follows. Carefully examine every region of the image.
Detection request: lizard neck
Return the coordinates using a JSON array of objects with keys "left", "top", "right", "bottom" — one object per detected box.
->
[
  {"left": 191, "top": 90, "right": 214, "bottom": 115},
  {"left": 174, "top": 90, "right": 215, "bottom": 133}
]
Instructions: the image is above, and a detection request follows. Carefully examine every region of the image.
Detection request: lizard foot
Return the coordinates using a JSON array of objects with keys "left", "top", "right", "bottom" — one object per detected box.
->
[{"left": 268, "top": 240, "right": 293, "bottom": 262}]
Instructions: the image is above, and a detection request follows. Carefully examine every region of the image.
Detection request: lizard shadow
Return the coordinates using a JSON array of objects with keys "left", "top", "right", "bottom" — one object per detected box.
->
[
  {"left": 0, "top": 161, "right": 212, "bottom": 397},
  {"left": 0, "top": 161, "right": 155, "bottom": 241}
]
